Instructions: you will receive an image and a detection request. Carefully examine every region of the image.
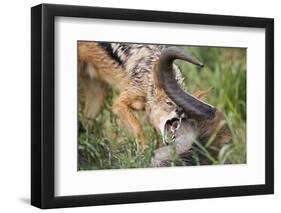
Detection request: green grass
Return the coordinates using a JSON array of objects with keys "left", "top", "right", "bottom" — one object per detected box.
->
[{"left": 78, "top": 46, "right": 246, "bottom": 170}]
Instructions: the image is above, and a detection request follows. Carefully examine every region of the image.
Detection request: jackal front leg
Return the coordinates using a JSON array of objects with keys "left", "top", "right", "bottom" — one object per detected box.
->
[
  {"left": 80, "top": 77, "right": 107, "bottom": 129},
  {"left": 112, "top": 91, "right": 146, "bottom": 150}
]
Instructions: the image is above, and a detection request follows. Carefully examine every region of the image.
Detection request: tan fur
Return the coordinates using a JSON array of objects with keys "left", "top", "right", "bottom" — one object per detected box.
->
[
  {"left": 192, "top": 87, "right": 213, "bottom": 100},
  {"left": 78, "top": 42, "right": 131, "bottom": 91},
  {"left": 79, "top": 42, "right": 149, "bottom": 149},
  {"left": 78, "top": 41, "right": 230, "bottom": 151}
]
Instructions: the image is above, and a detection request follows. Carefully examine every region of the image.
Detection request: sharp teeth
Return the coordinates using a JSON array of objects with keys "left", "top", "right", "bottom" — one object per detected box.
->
[{"left": 179, "top": 117, "right": 182, "bottom": 125}]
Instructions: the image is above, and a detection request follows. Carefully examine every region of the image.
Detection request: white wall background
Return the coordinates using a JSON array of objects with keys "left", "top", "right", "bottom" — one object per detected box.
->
[{"left": 0, "top": 0, "right": 279, "bottom": 212}]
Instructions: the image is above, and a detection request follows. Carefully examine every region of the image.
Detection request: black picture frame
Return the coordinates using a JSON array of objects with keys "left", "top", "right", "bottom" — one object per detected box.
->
[{"left": 31, "top": 3, "right": 274, "bottom": 209}]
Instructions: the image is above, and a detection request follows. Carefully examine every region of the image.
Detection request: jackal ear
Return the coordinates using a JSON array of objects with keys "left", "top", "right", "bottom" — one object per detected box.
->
[
  {"left": 152, "top": 60, "right": 163, "bottom": 89},
  {"left": 192, "top": 87, "right": 213, "bottom": 100}
]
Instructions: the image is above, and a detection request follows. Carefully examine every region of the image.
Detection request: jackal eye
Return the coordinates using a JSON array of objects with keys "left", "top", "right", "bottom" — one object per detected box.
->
[{"left": 166, "top": 100, "right": 173, "bottom": 106}]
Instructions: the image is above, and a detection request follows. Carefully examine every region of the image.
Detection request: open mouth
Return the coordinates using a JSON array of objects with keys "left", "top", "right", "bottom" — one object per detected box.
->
[{"left": 164, "top": 117, "right": 182, "bottom": 144}]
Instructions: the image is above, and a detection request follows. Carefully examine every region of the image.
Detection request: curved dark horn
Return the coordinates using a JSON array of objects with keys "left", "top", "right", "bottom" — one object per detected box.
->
[{"left": 158, "top": 47, "right": 216, "bottom": 120}]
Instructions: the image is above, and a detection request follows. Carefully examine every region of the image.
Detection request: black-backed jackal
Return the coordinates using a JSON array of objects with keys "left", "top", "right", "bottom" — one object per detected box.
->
[{"left": 78, "top": 41, "right": 231, "bottom": 155}]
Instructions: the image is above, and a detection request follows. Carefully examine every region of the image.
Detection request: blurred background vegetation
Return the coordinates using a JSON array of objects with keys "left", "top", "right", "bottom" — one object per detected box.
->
[{"left": 78, "top": 46, "right": 246, "bottom": 170}]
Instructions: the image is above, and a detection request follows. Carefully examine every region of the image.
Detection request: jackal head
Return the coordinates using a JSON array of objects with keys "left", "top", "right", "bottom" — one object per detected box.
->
[{"left": 147, "top": 47, "right": 216, "bottom": 144}]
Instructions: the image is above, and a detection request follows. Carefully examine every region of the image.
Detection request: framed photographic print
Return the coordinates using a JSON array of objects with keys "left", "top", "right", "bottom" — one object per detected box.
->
[{"left": 31, "top": 3, "right": 274, "bottom": 209}]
